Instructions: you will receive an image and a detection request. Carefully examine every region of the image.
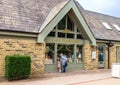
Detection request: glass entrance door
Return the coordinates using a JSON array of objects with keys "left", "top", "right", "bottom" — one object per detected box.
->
[
  {"left": 57, "top": 44, "right": 74, "bottom": 63},
  {"left": 98, "top": 45, "right": 105, "bottom": 68},
  {"left": 45, "top": 44, "right": 84, "bottom": 73},
  {"left": 57, "top": 44, "right": 83, "bottom": 71},
  {"left": 57, "top": 45, "right": 83, "bottom": 64}
]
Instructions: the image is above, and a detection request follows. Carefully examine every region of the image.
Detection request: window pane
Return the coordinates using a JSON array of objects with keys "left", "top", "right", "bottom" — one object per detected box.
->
[
  {"left": 67, "top": 16, "right": 74, "bottom": 31},
  {"left": 77, "top": 29, "right": 79, "bottom": 32},
  {"left": 45, "top": 44, "right": 55, "bottom": 64},
  {"left": 101, "top": 22, "right": 112, "bottom": 29},
  {"left": 98, "top": 46, "right": 104, "bottom": 62},
  {"left": 113, "top": 24, "right": 120, "bottom": 31},
  {"left": 67, "top": 33, "right": 74, "bottom": 38},
  {"left": 58, "top": 32, "right": 65, "bottom": 38},
  {"left": 77, "top": 34, "right": 83, "bottom": 39},
  {"left": 76, "top": 45, "right": 83, "bottom": 63},
  {"left": 58, "top": 16, "right": 66, "bottom": 30},
  {"left": 48, "top": 32, "right": 55, "bottom": 37},
  {"left": 57, "top": 45, "right": 74, "bottom": 63}
]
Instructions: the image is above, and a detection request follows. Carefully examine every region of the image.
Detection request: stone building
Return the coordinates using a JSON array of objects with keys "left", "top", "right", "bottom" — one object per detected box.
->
[{"left": 0, "top": 0, "right": 120, "bottom": 77}]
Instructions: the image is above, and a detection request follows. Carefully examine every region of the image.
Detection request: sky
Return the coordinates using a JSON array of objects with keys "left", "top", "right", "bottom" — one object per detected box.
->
[{"left": 76, "top": 0, "right": 120, "bottom": 18}]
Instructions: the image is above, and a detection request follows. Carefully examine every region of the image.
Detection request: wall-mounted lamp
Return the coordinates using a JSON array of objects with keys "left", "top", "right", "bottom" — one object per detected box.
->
[{"left": 106, "top": 41, "right": 114, "bottom": 47}]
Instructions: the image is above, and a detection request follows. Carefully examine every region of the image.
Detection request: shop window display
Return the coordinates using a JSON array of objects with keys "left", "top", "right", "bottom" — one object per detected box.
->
[
  {"left": 76, "top": 45, "right": 83, "bottom": 63},
  {"left": 57, "top": 45, "right": 74, "bottom": 63},
  {"left": 57, "top": 45, "right": 83, "bottom": 64},
  {"left": 45, "top": 44, "right": 55, "bottom": 64},
  {"left": 46, "top": 14, "right": 84, "bottom": 65}
]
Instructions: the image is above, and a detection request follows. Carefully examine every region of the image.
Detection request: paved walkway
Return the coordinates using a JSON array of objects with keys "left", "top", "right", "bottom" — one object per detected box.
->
[
  {"left": 71, "top": 78, "right": 120, "bottom": 85},
  {"left": 0, "top": 69, "right": 119, "bottom": 85}
]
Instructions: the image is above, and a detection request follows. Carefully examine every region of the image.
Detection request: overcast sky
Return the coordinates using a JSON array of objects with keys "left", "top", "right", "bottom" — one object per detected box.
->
[{"left": 76, "top": 0, "right": 120, "bottom": 18}]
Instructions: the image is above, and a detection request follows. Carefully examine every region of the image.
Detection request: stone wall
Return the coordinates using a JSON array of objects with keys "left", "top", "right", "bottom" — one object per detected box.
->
[
  {"left": 105, "top": 48, "right": 108, "bottom": 69},
  {"left": 119, "top": 47, "right": 120, "bottom": 63},
  {"left": 109, "top": 46, "right": 116, "bottom": 68},
  {"left": 84, "top": 43, "right": 98, "bottom": 70},
  {"left": 0, "top": 36, "right": 45, "bottom": 77}
]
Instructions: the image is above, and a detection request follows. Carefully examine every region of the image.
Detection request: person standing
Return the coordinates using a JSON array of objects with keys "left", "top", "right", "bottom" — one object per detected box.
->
[
  {"left": 60, "top": 53, "right": 68, "bottom": 73},
  {"left": 57, "top": 57, "right": 61, "bottom": 72}
]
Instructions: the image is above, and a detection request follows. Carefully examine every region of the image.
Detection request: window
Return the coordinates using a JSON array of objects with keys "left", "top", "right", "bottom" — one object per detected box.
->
[
  {"left": 57, "top": 45, "right": 73, "bottom": 54},
  {"left": 67, "top": 16, "right": 74, "bottom": 31},
  {"left": 58, "top": 15, "right": 74, "bottom": 31},
  {"left": 113, "top": 24, "right": 120, "bottom": 31},
  {"left": 58, "top": 32, "right": 65, "bottom": 38},
  {"left": 77, "top": 34, "right": 83, "bottom": 39},
  {"left": 76, "top": 45, "right": 83, "bottom": 63},
  {"left": 48, "top": 32, "right": 55, "bottom": 37},
  {"left": 45, "top": 44, "right": 55, "bottom": 64},
  {"left": 57, "top": 15, "right": 75, "bottom": 38},
  {"left": 102, "top": 22, "right": 112, "bottom": 29},
  {"left": 58, "top": 16, "right": 66, "bottom": 30},
  {"left": 98, "top": 45, "right": 104, "bottom": 62},
  {"left": 77, "top": 29, "right": 79, "bottom": 32},
  {"left": 77, "top": 28, "right": 84, "bottom": 39},
  {"left": 57, "top": 45, "right": 83, "bottom": 64},
  {"left": 67, "top": 33, "right": 74, "bottom": 38},
  {"left": 57, "top": 45, "right": 74, "bottom": 63},
  {"left": 48, "top": 15, "right": 84, "bottom": 39}
]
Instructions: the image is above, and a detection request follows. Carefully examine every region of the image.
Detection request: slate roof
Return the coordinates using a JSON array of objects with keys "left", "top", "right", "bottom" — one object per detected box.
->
[
  {"left": 39, "top": 0, "right": 69, "bottom": 32},
  {"left": 0, "top": 0, "right": 69, "bottom": 33},
  {"left": 80, "top": 10, "right": 120, "bottom": 41},
  {"left": 0, "top": 0, "right": 120, "bottom": 41}
]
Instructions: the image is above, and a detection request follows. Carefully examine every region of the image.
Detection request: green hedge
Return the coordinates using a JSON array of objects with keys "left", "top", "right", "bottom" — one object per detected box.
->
[{"left": 5, "top": 54, "right": 31, "bottom": 80}]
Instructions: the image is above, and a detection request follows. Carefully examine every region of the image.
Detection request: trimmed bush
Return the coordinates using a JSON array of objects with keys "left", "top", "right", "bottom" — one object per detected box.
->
[{"left": 5, "top": 54, "right": 31, "bottom": 80}]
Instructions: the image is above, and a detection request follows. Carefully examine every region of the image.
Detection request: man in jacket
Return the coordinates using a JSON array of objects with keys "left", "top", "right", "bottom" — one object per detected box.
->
[{"left": 60, "top": 53, "right": 68, "bottom": 73}]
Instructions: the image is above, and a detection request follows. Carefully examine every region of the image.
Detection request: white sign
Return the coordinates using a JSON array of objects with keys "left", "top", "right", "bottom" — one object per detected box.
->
[
  {"left": 92, "top": 51, "right": 96, "bottom": 59},
  {"left": 112, "top": 63, "right": 120, "bottom": 78}
]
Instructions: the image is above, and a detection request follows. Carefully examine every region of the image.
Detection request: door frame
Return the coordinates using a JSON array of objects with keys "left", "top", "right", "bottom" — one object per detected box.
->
[
  {"left": 98, "top": 45, "right": 106, "bottom": 68},
  {"left": 45, "top": 41, "right": 85, "bottom": 73}
]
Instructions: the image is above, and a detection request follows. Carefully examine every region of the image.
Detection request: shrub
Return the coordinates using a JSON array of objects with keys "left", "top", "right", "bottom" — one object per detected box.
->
[{"left": 5, "top": 54, "right": 31, "bottom": 80}]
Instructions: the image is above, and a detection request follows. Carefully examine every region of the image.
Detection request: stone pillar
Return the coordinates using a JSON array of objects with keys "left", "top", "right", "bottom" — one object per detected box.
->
[
  {"left": 105, "top": 47, "right": 108, "bottom": 69},
  {"left": 119, "top": 47, "right": 120, "bottom": 63},
  {"left": 109, "top": 46, "right": 116, "bottom": 68},
  {"left": 84, "top": 43, "right": 97, "bottom": 70}
]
